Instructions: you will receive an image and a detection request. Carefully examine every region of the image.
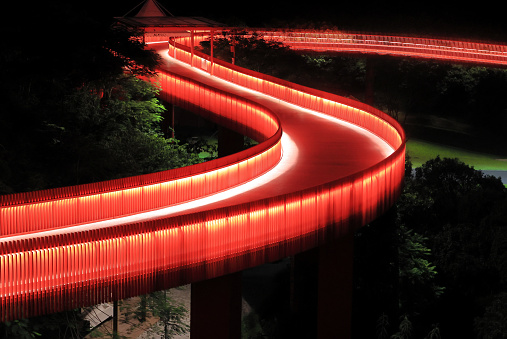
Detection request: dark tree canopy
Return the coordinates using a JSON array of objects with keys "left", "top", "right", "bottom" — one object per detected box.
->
[{"left": 0, "top": 2, "right": 202, "bottom": 195}]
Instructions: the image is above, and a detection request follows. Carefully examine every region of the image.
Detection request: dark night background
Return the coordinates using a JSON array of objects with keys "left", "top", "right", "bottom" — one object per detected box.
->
[{"left": 5, "top": 1, "right": 507, "bottom": 41}]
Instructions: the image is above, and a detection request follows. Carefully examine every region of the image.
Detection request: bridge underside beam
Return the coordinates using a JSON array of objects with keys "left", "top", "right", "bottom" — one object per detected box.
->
[
  {"left": 190, "top": 272, "right": 242, "bottom": 339},
  {"left": 293, "top": 232, "right": 354, "bottom": 338}
]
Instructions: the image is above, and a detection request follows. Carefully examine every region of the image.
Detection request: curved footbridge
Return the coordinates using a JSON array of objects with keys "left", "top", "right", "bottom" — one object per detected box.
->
[{"left": 2, "top": 9, "right": 506, "bottom": 337}]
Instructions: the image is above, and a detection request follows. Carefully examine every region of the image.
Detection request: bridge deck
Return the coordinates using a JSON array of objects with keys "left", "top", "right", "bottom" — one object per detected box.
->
[
  {"left": 1, "top": 34, "right": 406, "bottom": 322},
  {"left": 137, "top": 46, "right": 393, "bottom": 218}
]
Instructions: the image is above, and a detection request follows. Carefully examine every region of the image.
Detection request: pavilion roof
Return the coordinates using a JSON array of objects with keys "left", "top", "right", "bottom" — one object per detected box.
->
[
  {"left": 116, "top": 15, "right": 225, "bottom": 28},
  {"left": 116, "top": 0, "right": 225, "bottom": 29}
]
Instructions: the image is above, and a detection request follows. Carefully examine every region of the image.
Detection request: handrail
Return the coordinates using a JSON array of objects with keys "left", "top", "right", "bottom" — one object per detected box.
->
[
  {"left": 0, "top": 71, "right": 282, "bottom": 237},
  {"left": 257, "top": 30, "right": 507, "bottom": 66},
  {"left": 169, "top": 40, "right": 404, "bottom": 149},
  {"left": 189, "top": 29, "right": 507, "bottom": 66}
]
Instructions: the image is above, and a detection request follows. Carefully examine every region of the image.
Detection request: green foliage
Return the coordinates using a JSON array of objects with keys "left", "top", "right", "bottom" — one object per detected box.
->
[
  {"left": 474, "top": 292, "right": 507, "bottom": 339},
  {"left": 0, "top": 319, "right": 41, "bottom": 339},
  {"left": 374, "top": 313, "right": 442, "bottom": 339},
  {"left": 185, "top": 135, "right": 219, "bottom": 161},
  {"left": 199, "top": 31, "right": 307, "bottom": 81},
  {"left": 146, "top": 290, "right": 189, "bottom": 339},
  {"left": 0, "top": 73, "right": 201, "bottom": 193},
  {"left": 242, "top": 311, "right": 264, "bottom": 338},
  {"left": 56, "top": 76, "right": 201, "bottom": 184},
  {"left": 399, "top": 230, "right": 434, "bottom": 284},
  {"left": 0, "top": 309, "right": 89, "bottom": 339},
  {"left": 0, "top": 0, "right": 199, "bottom": 195},
  {"left": 376, "top": 313, "right": 390, "bottom": 339},
  {"left": 371, "top": 58, "right": 507, "bottom": 119},
  {"left": 356, "top": 156, "right": 507, "bottom": 338},
  {"left": 302, "top": 55, "right": 366, "bottom": 97},
  {"left": 390, "top": 315, "right": 413, "bottom": 339},
  {"left": 397, "top": 225, "right": 444, "bottom": 314},
  {"left": 407, "top": 156, "right": 505, "bottom": 230},
  {"left": 424, "top": 326, "right": 441, "bottom": 339},
  {"left": 397, "top": 157, "right": 507, "bottom": 338}
]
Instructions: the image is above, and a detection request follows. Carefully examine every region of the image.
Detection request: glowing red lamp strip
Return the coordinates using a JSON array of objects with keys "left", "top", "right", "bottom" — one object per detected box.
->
[
  {"left": 258, "top": 30, "right": 507, "bottom": 66},
  {"left": 0, "top": 74, "right": 282, "bottom": 237}
]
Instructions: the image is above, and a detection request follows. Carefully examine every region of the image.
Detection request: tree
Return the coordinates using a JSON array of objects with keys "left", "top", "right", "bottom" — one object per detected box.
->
[
  {"left": 54, "top": 75, "right": 201, "bottom": 185},
  {"left": 198, "top": 31, "right": 312, "bottom": 83},
  {"left": 397, "top": 225, "right": 444, "bottom": 316},
  {"left": 474, "top": 292, "right": 507, "bottom": 339},
  {"left": 0, "top": 309, "right": 89, "bottom": 339},
  {"left": 0, "top": 5, "right": 204, "bottom": 194},
  {"left": 354, "top": 206, "right": 444, "bottom": 338},
  {"left": 120, "top": 290, "right": 189, "bottom": 339},
  {"left": 0, "top": 70, "right": 201, "bottom": 193},
  {"left": 396, "top": 157, "right": 507, "bottom": 338}
]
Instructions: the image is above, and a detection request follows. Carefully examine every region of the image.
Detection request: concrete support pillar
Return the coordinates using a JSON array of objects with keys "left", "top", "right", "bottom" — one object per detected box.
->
[
  {"left": 317, "top": 232, "right": 354, "bottom": 338},
  {"left": 190, "top": 272, "right": 242, "bottom": 339},
  {"left": 292, "top": 249, "right": 319, "bottom": 337},
  {"left": 292, "top": 232, "right": 354, "bottom": 338},
  {"left": 218, "top": 125, "right": 243, "bottom": 158}
]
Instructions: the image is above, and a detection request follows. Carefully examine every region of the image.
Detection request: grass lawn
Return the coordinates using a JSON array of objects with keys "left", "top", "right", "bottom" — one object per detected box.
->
[{"left": 406, "top": 139, "right": 507, "bottom": 170}]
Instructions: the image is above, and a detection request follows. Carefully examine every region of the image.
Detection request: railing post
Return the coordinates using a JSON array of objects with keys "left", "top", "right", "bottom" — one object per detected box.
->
[
  {"left": 191, "top": 30, "right": 194, "bottom": 67},
  {"left": 210, "top": 29, "right": 214, "bottom": 75}
]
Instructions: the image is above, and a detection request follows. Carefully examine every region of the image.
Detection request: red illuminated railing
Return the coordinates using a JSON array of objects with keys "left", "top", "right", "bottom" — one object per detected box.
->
[
  {"left": 0, "top": 74, "right": 281, "bottom": 236},
  {"left": 5, "top": 28, "right": 480, "bottom": 322},
  {"left": 207, "top": 29, "right": 507, "bottom": 67},
  {"left": 256, "top": 30, "right": 507, "bottom": 66}
]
